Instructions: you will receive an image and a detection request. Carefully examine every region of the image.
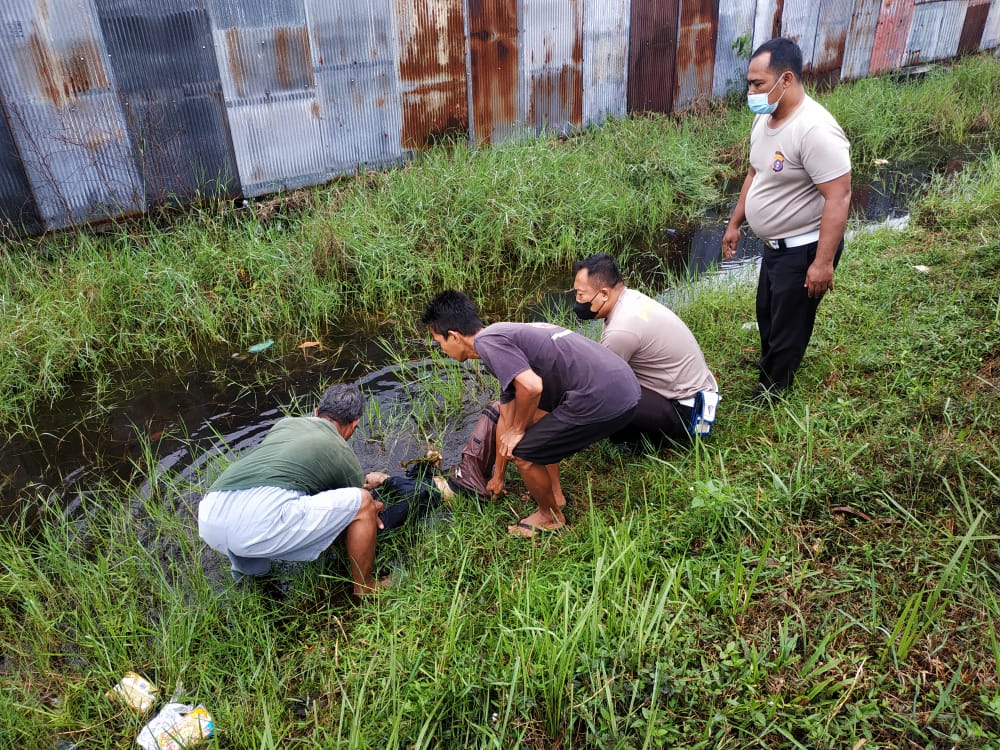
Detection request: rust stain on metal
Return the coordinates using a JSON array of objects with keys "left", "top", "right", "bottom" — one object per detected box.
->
[
  {"left": 772, "top": 0, "right": 784, "bottom": 40},
  {"left": 468, "top": 0, "right": 519, "bottom": 145},
  {"left": 225, "top": 27, "right": 246, "bottom": 98},
  {"left": 311, "top": 100, "right": 321, "bottom": 118},
  {"left": 273, "top": 26, "right": 313, "bottom": 91},
  {"left": 28, "top": 32, "right": 109, "bottom": 107},
  {"left": 397, "top": 0, "right": 469, "bottom": 148},
  {"left": 675, "top": 0, "right": 719, "bottom": 107},
  {"left": 870, "top": 0, "right": 915, "bottom": 74},
  {"left": 958, "top": 0, "right": 990, "bottom": 55},
  {"left": 628, "top": 0, "right": 680, "bottom": 114}
]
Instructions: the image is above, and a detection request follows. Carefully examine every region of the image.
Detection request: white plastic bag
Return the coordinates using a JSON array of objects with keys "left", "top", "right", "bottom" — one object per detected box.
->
[{"left": 136, "top": 702, "right": 214, "bottom": 750}]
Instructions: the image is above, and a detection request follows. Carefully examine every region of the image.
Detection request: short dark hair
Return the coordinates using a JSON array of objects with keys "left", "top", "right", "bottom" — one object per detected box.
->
[
  {"left": 317, "top": 382, "right": 364, "bottom": 424},
  {"left": 421, "top": 290, "right": 484, "bottom": 336},
  {"left": 751, "top": 38, "right": 803, "bottom": 81},
  {"left": 573, "top": 253, "right": 623, "bottom": 288}
]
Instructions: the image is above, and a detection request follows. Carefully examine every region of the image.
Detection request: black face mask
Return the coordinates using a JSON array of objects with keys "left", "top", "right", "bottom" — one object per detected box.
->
[{"left": 573, "top": 292, "right": 602, "bottom": 321}]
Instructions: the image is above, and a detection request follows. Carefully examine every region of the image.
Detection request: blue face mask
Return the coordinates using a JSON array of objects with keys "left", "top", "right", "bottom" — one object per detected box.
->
[{"left": 747, "top": 76, "right": 787, "bottom": 115}]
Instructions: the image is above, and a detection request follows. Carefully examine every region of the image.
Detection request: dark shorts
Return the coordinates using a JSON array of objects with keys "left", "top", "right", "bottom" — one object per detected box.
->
[{"left": 512, "top": 407, "right": 637, "bottom": 465}]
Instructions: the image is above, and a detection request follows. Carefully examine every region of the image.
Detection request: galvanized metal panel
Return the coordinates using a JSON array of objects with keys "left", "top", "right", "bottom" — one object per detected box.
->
[
  {"left": 753, "top": 0, "right": 782, "bottom": 50},
  {"left": 870, "top": 0, "right": 916, "bottom": 74},
  {"left": 206, "top": 0, "right": 326, "bottom": 195},
  {"left": 523, "top": 0, "right": 583, "bottom": 135},
  {"left": 779, "top": 0, "right": 821, "bottom": 70},
  {"left": 842, "top": 0, "right": 884, "bottom": 80},
  {"left": 0, "top": 0, "right": 143, "bottom": 229},
  {"left": 957, "top": 0, "right": 990, "bottom": 53},
  {"left": 394, "top": 0, "right": 469, "bottom": 149},
  {"left": 0, "top": 97, "right": 43, "bottom": 235},
  {"left": 467, "top": 0, "right": 520, "bottom": 145},
  {"left": 813, "top": 0, "right": 854, "bottom": 80},
  {"left": 582, "top": 0, "right": 628, "bottom": 124},
  {"left": 675, "top": 0, "right": 719, "bottom": 111},
  {"left": 93, "top": 0, "right": 239, "bottom": 205},
  {"left": 983, "top": 0, "right": 1000, "bottom": 48},
  {"left": 628, "top": 0, "right": 680, "bottom": 113},
  {"left": 712, "top": 0, "right": 755, "bottom": 98},
  {"left": 307, "top": 0, "right": 404, "bottom": 173},
  {"left": 904, "top": 0, "right": 965, "bottom": 65}
]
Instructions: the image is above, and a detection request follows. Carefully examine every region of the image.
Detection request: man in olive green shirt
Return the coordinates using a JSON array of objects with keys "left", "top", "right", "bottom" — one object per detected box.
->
[{"left": 198, "top": 383, "right": 386, "bottom": 595}]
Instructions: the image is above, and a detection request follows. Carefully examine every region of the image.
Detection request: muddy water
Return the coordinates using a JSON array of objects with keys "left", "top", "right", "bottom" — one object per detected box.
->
[{"left": 0, "top": 162, "right": 924, "bottom": 519}]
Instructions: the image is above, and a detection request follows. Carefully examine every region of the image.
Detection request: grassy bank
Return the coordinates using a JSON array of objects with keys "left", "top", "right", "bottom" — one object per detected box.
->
[
  {"left": 3, "top": 131, "right": 1000, "bottom": 750},
  {"left": 2, "top": 54, "right": 1000, "bottom": 433}
]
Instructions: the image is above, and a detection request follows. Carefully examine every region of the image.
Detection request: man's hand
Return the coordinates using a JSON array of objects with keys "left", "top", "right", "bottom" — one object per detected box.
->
[
  {"left": 498, "top": 428, "right": 525, "bottom": 459},
  {"left": 364, "top": 471, "right": 388, "bottom": 490},
  {"left": 805, "top": 260, "right": 835, "bottom": 298},
  {"left": 486, "top": 474, "right": 505, "bottom": 499},
  {"left": 722, "top": 224, "right": 742, "bottom": 260}
]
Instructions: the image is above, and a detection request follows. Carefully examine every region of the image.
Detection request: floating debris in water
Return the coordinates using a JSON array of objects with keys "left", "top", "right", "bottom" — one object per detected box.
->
[{"left": 247, "top": 339, "right": 275, "bottom": 354}]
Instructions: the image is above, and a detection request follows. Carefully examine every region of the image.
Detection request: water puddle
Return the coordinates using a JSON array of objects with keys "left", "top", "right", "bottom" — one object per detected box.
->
[{"left": 0, "top": 160, "right": 927, "bottom": 520}]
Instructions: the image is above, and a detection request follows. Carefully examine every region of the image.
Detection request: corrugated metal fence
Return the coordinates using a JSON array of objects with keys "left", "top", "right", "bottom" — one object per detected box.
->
[{"left": 1, "top": 0, "right": 998, "bottom": 235}]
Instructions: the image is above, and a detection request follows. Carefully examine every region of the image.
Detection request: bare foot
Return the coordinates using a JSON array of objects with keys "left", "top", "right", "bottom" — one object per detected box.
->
[{"left": 353, "top": 575, "right": 393, "bottom": 597}]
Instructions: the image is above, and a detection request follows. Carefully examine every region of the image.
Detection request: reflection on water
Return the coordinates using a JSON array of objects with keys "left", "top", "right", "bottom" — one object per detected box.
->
[{"left": 0, "top": 161, "right": 926, "bottom": 518}]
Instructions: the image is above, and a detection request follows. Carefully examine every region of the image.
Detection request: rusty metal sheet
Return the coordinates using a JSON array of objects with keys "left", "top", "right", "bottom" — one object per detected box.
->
[
  {"left": 957, "top": 0, "right": 990, "bottom": 53},
  {"left": 93, "top": 0, "right": 238, "bottom": 205},
  {"left": 753, "top": 0, "right": 782, "bottom": 50},
  {"left": 903, "top": 0, "right": 966, "bottom": 65},
  {"left": 870, "top": 0, "right": 916, "bottom": 74},
  {"left": 778, "top": 0, "right": 821, "bottom": 70},
  {"left": 983, "top": 0, "right": 1000, "bottom": 48},
  {"left": 628, "top": 0, "right": 680, "bottom": 113},
  {"left": 467, "top": 0, "right": 519, "bottom": 145},
  {"left": 712, "top": 0, "right": 755, "bottom": 98},
  {"left": 582, "top": 0, "right": 628, "bottom": 124},
  {"left": 307, "top": 0, "right": 403, "bottom": 173},
  {"left": 523, "top": 0, "right": 583, "bottom": 136},
  {"left": 206, "top": 0, "right": 326, "bottom": 195},
  {"left": 394, "top": 0, "right": 469, "bottom": 150},
  {"left": 0, "top": 0, "right": 143, "bottom": 230},
  {"left": 675, "top": 0, "right": 719, "bottom": 111},
  {"left": 0, "top": 98, "right": 42, "bottom": 235},
  {"left": 842, "top": 0, "right": 884, "bottom": 80},
  {"left": 812, "top": 0, "right": 853, "bottom": 80}
]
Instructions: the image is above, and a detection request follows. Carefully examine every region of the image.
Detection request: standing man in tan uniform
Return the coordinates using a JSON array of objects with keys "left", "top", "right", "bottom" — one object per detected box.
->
[
  {"left": 722, "top": 37, "right": 851, "bottom": 400},
  {"left": 572, "top": 253, "right": 720, "bottom": 447}
]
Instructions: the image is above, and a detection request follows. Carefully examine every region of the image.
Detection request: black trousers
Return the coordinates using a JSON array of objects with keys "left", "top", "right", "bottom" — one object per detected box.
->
[
  {"left": 756, "top": 239, "right": 843, "bottom": 390},
  {"left": 610, "top": 386, "right": 693, "bottom": 447}
]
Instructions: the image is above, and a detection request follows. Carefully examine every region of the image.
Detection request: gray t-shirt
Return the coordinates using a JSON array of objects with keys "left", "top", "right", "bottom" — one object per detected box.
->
[
  {"left": 603, "top": 288, "right": 718, "bottom": 401},
  {"left": 745, "top": 95, "right": 851, "bottom": 240},
  {"left": 473, "top": 322, "right": 640, "bottom": 424}
]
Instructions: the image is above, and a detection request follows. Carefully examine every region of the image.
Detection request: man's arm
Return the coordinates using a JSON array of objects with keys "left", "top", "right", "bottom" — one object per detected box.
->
[
  {"left": 806, "top": 171, "right": 852, "bottom": 298},
  {"left": 722, "top": 167, "right": 756, "bottom": 260},
  {"left": 497, "top": 368, "right": 543, "bottom": 459}
]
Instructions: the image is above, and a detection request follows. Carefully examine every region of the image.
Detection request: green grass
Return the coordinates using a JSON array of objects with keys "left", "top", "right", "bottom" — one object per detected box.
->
[
  {"left": 3, "top": 54, "right": 1000, "bottom": 434},
  {"left": 2, "top": 54, "right": 1000, "bottom": 749}
]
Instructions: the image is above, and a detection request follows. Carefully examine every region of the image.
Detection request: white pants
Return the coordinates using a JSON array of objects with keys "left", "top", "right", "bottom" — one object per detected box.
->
[{"left": 198, "top": 485, "right": 362, "bottom": 575}]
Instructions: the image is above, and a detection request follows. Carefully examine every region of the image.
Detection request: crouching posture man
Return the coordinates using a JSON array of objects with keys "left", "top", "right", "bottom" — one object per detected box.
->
[
  {"left": 198, "top": 382, "right": 386, "bottom": 595},
  {"left": 421, "top": 290, "right": 640, "bottom": 538}
]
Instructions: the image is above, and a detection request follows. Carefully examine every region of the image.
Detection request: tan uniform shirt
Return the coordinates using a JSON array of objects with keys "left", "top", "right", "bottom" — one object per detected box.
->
[
  {"left": 602, "top": 288, "right": 718, "bottom": 401},
  {"left": 745, "top": 95, "right": 851, "bottom": 240}
]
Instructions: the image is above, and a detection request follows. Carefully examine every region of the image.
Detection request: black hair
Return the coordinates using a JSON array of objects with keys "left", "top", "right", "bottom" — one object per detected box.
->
[
  {"left": 316, "top": 382, "right": 364, "bottom": 424},
  {"left": 420, "top": 290, "right": 484, "bottom": 336},
  {"left": 573, "top": 253, "right": 623, "bottom": 288},
  {"left": 751, "top": 37, "right": 803, "bottom": 81}
]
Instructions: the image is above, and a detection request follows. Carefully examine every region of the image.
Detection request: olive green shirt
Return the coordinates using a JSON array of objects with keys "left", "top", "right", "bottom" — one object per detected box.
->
[{"left": 209, "top": 416, "right": 363, "bottom": 494}]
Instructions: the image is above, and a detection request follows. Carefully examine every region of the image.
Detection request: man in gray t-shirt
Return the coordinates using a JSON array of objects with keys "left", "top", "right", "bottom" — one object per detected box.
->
[{"left": 421, "top": 290, "right": 639, "bottom": 538}]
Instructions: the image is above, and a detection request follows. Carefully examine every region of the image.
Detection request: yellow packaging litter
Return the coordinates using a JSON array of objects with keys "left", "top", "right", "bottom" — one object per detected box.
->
[
  {"left": 106, "top": 672, "right": 158, "bottom": 713},
  {"left": 136, "top": 703, "right": 214, "bottom": 750}
]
